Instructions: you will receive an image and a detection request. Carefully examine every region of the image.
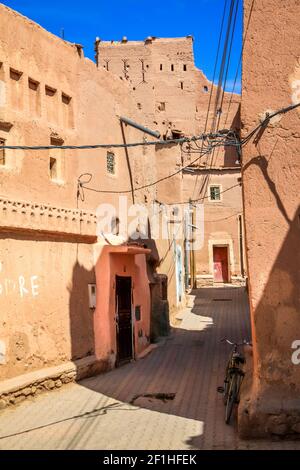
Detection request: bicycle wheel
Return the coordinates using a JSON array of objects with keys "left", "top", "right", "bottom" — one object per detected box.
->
[
  {"left": 223, "top": 375, "right": 230, "bottom": 405},
  {"left": 225, "top": 373, "right": 238, "bottom": 424},
  {"left": 222, "top": 360, "right": 231, "bottom": 405},
  {"left": 234, "top": 372, "right": 244, "bottom": 404}
]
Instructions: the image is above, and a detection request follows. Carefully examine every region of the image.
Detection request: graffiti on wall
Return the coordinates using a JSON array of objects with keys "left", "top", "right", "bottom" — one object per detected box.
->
[{"left": 0, "top": 262, "right": 39, "bottom": 298}]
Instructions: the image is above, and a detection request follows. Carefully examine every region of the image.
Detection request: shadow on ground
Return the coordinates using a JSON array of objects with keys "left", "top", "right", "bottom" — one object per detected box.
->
[{"left": 79, "top": 286, "right": 251, "bottom": 449}]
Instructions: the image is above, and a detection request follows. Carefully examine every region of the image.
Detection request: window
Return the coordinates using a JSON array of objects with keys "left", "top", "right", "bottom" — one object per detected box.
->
[
  {"left": 28, "top": 78, "right": 40, "bottom": 116},
  {"left": 88, "top": 284, "right": 96, "bottom": 309},
  {"left": 209, "top": 185, "right": 221, "bottom": 201},
  {"left": 9, "top": 68, "right": 22, "bottom": 81},
  {"left": 171, "top": 64, "right": 174, "bottom": 71},
  {"left": 183, "top": 64, "right": 187, "bottom": 71},
  {"left": 203, "top": 85, "right": 208, "bottom": 92},
  {"left": 135, "top": 305, "right": 141, "bottom": 321},
  {"left": 180, "top": 81, "right": 184, "bottom": 90},
  {"left": 45, "top": 85, "right": 56, "bottom": 96},
  {"left": 107, "top": 151, "right": 115, "bottom": 174},
  {"left": 157, "top": 102, "right": 166, "bottom": 112},
  {"left": 28, "top": 78, "right": 39, "bottom": 91},
  {"left": 160, "top": 64, "right": 163, "bottom": 71},
  {"left": 0, "top": 138, "right": 5, "bottom": 166},
  {"left": 61, "top": 93, "right": 71, "bottom": 105},
  {"left": 49, "top": 157, "right": 57, "bottom": 180},
  {"left": 49, "top": 135, "right": 64, "bottom": 182}
]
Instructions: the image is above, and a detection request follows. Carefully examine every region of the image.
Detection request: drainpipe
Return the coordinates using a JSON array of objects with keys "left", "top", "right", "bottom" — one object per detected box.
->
[
  {"left": 238, "top": 214, "right": 245, "bottom": 278},
  {"left": 120, "top": 116, "right": 161, "bottom": 139}
]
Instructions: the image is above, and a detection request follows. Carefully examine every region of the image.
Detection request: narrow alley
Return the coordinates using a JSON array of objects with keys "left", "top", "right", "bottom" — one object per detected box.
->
[{"left": 0, "top": 287, "right": 299, "bottom": 450}]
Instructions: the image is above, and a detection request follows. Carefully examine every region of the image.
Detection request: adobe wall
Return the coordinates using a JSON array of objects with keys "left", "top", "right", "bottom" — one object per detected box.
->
[
  {"left": 182, "top": 168, "right": 244, "bottom": 285},
  {"left": 96, "top": 36, "right": 244, "bottom": 287},
  {"left": 0, "top": 4, "right": 158, "bottom": 384},
  {"left": 239, "top": 0, "right": 300, "bottom": 437},
  {"left": 96, "top": 36, "right": 240, "bottom": 152}
]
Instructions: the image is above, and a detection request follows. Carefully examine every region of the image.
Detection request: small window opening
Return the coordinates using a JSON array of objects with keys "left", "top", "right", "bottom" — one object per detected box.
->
[
  {"left": 137, "top": 102, "right": 142, "bottom": 110},
  {"left": 171, "top": 130, "right": 183, "bottom": 139},
  {"left": 210, "top": 186, "right": 221, "bottom": 201},
  {"left": 135, "top": 305, "right": 141, "bottom": 321},
  {"left": 158, "top": 102, "right": 166, "bottom": 111},
  {"left": 172, "top": 206, "right": 179, "bottom": 217},
  {"left": 49, "top": 157, "right": 57, "bottom": 180},
  {"left": 0, "top": 138, "right": 5, "bottom": 166},
  {"left": 9, "top": 68, "right": 22, "bottom": 81},
  {"left": 171, "top": 64, "right": 174, "bottom": 71},
  {"left": 45, "top": 85, "right": 57, "bottom": 97},
  {"left": 107, "top": 151, "right": 115, "bottom": 174},
  {"left": 28, "top": 78, "right": 39, "bottom": 91},
  {"left": 62, "top": 93, "right": 71, "bottom": 105},
  {"left": 88, "top": 284, "right": 96, "bottom": 309},
  {"left": 180, "top": 81, "right": 184, "bottom": 90},
  {"left": 203, "top": 85, "right": 208, "bottom": 92},
  {"left": 183, "top": 64, "right": 187, "bottom": 71},
  {"left": 50, "top": 135, "right": 64, "bottom": 146},
  {"left": 160, "top": 64, "right": 163, "bottom": 71}
]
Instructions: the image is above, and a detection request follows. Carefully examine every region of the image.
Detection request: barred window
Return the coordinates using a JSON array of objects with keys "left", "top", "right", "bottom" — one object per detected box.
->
[
  {"left": 210, "top": 185, "right": 221, "bottom": 201},
  {"left": 107, "top": 151, "right": 115, "bottom": 174}
]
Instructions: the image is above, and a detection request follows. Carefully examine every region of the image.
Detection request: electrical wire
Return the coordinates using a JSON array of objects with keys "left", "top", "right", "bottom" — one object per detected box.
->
[
  {"left": 215, "top": 0, "right": 239, "bottom": 134},
  {"left": 191, "top": 0, "right": 229, "bottom": 200},
  {"left": 78, "top": 146, "right": 216, "bottom": 196},
  {"left": 241, "top": 102, "right": 300, "bottom": 146},
  {"left": 223, "top": 0, "right": 255, "bottom": 129},
  {"left": 203, "top": 0, "right": 239, "bottom": 203},
  {"left": 0, "top": 136, "right": 194, "bottom": 151},
  {"left": 211, "top": 0, "right": 236, "bottom": 134},
  {"left": 1, "top": 102, "right": 298, "bottom": 202},
  {"left": 155, "top": 183, "right": 241, "bottom": 206}
]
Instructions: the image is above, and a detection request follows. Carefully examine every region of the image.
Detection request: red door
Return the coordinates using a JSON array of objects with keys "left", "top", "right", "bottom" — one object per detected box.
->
[{"left": 213, "top": 246, "right": 229, "bottom": 283}]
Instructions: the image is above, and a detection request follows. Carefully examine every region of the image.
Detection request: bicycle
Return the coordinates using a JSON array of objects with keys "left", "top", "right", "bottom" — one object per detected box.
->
[{"left": 217, "top": 338, "right": 251, "bottom": 424}]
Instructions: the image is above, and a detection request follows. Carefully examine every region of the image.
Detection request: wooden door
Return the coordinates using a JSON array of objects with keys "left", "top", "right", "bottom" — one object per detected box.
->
[
  {"left": 213, "top": 246, "right": 229, "bottom": 283},
  {"left": 116, "top": 276, "right": 133, "bottom": 365}
]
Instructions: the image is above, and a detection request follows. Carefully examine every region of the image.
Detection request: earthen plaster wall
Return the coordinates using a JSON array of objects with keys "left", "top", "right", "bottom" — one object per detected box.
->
[
  {"left": 96, "top": 36, "right": 243, "bottom": 286},
  {"left": 240, "top": 0, "right": 300, "bottom": 437},
  {"left": 0, "top": 4, "right": 158, "bottom": 381}
]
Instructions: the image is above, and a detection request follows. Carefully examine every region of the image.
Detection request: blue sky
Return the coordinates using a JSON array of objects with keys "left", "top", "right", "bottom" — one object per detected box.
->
[{"left": 1, "top": 0, "right": 242, "bottom": 93}]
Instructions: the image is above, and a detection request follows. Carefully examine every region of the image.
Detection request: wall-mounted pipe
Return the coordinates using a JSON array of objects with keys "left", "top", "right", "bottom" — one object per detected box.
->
[{"left": 120, "top": 116, "right": 160, "bottom": 139}]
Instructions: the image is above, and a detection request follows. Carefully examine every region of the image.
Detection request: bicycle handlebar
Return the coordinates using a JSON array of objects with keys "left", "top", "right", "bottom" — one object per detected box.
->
[{"left": 220, "top": 337, "right": 252, "bottom": 346}]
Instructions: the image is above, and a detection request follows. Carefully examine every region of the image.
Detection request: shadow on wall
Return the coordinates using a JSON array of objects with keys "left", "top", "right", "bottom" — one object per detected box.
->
[
  {"left": 68, "top": 259, "right": 95, "bottom": 362},
  {"left": 239, "top": 204, "right": 300, "bottom": 438},
  {"left": 224, "top": 103, "right": 241, "bottom": 167},
  {"left": 139, "top": 225, "right": 171, "bottom": 342}
]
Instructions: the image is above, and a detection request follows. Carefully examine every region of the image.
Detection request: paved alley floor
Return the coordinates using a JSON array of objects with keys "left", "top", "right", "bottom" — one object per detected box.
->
[{"left": 0, "top": 286, "right": 300, "bottom": 450}]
